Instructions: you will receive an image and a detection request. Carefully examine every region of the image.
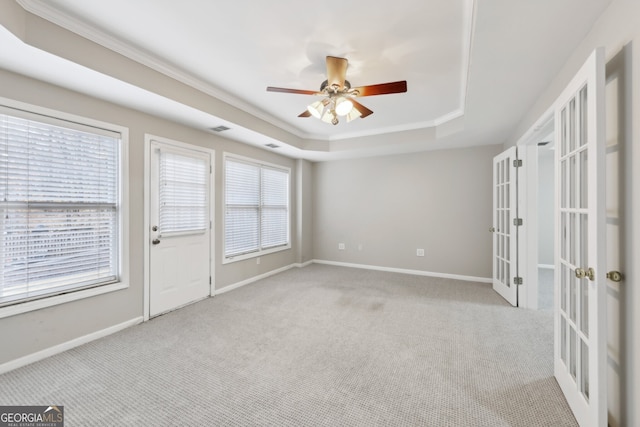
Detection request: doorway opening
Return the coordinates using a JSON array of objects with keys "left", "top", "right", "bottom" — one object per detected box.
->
[
  {"left": 536, "top": 132, "right": 555, "bottom": 310},
  {"left": 515, "top": 109, "right": 555, "bottom": 311}
]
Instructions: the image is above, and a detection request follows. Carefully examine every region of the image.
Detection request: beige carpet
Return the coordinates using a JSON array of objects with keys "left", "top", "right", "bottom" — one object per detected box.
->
[{"left": 0, "top": 264, "right": 577, "bottom": 426}]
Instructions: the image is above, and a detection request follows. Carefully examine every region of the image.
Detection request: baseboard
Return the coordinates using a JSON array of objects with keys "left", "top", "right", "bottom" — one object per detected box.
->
[
  {"left": 214, "top": 264, "right": 297, "bottom": 295},
  {"left": 295, "top": 260, "right": 314, "bottom": 268},
  {"left": 312, "top": 260, "right": 492, "bottom": 283},
  {"left": 538, "top": 264, "right": 555, "bottom": 270},
  {"left": 0, "top": 316, "right": 143, "bottom": 375}
]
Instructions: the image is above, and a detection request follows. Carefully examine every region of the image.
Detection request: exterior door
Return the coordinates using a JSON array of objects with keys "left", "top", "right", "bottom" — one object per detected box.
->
[
  {"left": 554, "top": 48, "right": 606, "bottom": 426},
  {"left": 149, "top": 140, "right": 212, "bottom": 317},
  {"left": 492, "top": 146, "right": 519, "bottom": 306}
]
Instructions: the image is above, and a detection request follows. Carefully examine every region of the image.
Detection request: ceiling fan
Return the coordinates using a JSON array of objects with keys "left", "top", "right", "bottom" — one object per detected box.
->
[{"left": 267, "top": 56, "right": 407, "bottom": 125}]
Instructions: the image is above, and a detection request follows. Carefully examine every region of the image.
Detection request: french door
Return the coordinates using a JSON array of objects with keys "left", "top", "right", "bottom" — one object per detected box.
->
[
  {"left": 149, "top": 139, "right": 213, "bottom": 317},
  {"left": 554, "top": 48, "right": 606, "bottom": 426},
  {"left": 492, "top": 146, "right": 519, "bottom": 306}
]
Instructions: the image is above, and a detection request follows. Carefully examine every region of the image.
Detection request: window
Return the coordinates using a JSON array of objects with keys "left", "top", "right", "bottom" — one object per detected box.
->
[
  {"left": 224, "top": 155, "right": 289, "bottom": 261},
  {"left": 159, "top": 150, "right": 208, "bottom": 235},
  {"left": 0, "top": 105, "right": 125, "bottom": 310}
]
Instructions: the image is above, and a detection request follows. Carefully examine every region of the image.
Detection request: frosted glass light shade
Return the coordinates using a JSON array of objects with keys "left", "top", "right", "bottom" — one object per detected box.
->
[
  {"left": 307, "top": 101, "right": 324, "bottom": 119},
  {"left": 335, "top": 98, "right": 354, "bottom": 116},
  {"left": 346, "top": 108, "right": 362, "bottom": 122},
  {"left": 321, "top": 109, "right": 335, "bottom": 124}
]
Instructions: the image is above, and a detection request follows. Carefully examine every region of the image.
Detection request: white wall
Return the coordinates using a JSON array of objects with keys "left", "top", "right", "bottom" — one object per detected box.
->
[
  {"left": 312, "top": 145, "right": 502, "bottom": 279},
  {"left": 505, "top": 0, "right": 640, "bottom": 424}
]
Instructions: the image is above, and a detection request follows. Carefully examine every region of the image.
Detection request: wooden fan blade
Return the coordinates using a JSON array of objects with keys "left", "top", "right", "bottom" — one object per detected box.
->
[
  {"left": 326, "top": 56, "right": 348, "bottom": 90},
  {"left": 350, "top": 98, "right": 373, "bottom": 118},
  {"left": 350, "top": 80, "right": 407, "bottom": 97},
  {"left": 298, "top": 110, "right": 311, "bottom": 118},
  {"left": 267, "top": 86, "right": 320, "bottom": 95}
]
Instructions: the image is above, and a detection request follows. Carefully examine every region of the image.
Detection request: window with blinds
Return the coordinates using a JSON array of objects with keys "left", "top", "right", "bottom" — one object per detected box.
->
[
  {"left": 224, "top": 156, "right": 289, "bottom": 259},
  {"left": 0, "top": 111, "right": 121, "bottom": 307},
  {"left": 159, "top": 150, "right": 208, "bottom": 235}
]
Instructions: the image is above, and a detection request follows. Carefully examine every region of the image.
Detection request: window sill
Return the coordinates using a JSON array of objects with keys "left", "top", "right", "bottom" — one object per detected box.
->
[
  {"left": 222, "top": 244, "right": 291, "bottom": 265},
  {"left": 0, "top": 281, "right": 129, "bottom": 319}
]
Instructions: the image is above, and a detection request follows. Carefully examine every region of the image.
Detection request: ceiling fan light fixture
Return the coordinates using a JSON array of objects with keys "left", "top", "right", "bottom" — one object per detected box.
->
[
  {"left": 335, "top": 98, "right": 354, "bottom": 116},
  {"left": 320, "top": 108, "right": 335, "bottom": 123},
  {"left": 267, "top": 56, "right": 407, "bottom": 125},
  {"left": 346, "top": 108, "right": 362, "bottom": 122},
  {"left": 307, "top": 100, "right": 324, "bottom": 119}
]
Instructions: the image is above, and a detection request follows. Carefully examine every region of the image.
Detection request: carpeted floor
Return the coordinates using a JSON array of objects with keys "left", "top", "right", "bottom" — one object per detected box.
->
[{"left": 0, "top": 264, "right": 577, "bottom": 426}]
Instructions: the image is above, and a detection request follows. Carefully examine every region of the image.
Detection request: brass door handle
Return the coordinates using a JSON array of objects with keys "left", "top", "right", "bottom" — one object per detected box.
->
[
  {"left": 606, "top": 271, "right": 623, "bottom": 282},
  {"left": 575, "top": 267, "right": 595, "bottom": 281},
  {"left": 152, "top": 239, "right": 161, "bottom": 245}
]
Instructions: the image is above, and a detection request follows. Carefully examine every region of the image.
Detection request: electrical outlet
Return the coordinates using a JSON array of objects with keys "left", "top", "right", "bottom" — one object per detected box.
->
[
  {"left": 416, "top": 248, "right": 425, "bottom": 257},
  {"left": 338, "top": 243, "right": 345, "bottom": 250}
]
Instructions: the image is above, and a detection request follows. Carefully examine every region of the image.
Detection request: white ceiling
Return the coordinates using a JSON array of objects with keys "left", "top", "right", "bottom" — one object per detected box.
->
[{"left": 2, "top": 0, "right": 613, "bottom": 160}]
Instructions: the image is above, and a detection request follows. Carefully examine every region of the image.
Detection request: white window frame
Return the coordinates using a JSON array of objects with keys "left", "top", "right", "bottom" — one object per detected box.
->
[
  {"left": 223, "top": 153, "right": 290, "bottom": 264},
  {"left": 0, "top": 98, "right": 129, "bottom": 319}
]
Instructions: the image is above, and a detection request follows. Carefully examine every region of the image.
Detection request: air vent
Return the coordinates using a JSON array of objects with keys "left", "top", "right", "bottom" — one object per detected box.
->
[
  {"left": 265, "top": 143, "right": 280, "bottom": 149},
  {"left": 210, "top": 125, "right": 230, "bottom": 132}
]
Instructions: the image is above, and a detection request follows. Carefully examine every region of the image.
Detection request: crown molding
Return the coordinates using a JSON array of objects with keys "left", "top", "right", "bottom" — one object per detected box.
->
[
  {"left": 16, "top": 0, "right": 474, "bottom": 144},
  {"left": 16, "top": 0, "right": 307, "bottom": 138}
]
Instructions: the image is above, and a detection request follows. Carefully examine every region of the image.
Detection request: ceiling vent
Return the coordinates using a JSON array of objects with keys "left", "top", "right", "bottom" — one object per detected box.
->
[
  {"left": 210, "top": 125, "right": 230, "bottom": 132},
  {"left": 265, "top": 143, "right": 280, "bottom": 149}
]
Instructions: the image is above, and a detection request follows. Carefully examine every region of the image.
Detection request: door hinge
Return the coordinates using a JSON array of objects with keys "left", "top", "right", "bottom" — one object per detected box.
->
[
  {"left": 210, "top": 165, "right": 212, "bottom": 173},
  {"left": 210, "top": 220, "right": 212, "bottom": 229},
  {"left": 514, "top": 277, "right": 523, "bottom": 285},
  {"left": 209, "top": 276, "right": 212, "bottom": 285},
  {"left": 513, "top": 159, "right": 523, "bottom": 167},
  {"left": 513, "top": 218, "right": 523, "bottom": 226}
]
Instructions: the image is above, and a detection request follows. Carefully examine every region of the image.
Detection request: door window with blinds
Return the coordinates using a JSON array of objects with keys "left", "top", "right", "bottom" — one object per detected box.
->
[
  {"left": 224, "top": 155, "right": 290, "bottom": 261},
  {"left": 158, "top": 149, "right": 208, "bottom": 236},
  {"left": 0, "top": 106, "right": 123, "bottom": 309}
]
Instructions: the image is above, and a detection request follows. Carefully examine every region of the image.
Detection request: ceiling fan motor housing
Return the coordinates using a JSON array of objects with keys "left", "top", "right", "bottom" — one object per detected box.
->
[{"left": 321, "top": 79, "right": 351, "bottom": 93}]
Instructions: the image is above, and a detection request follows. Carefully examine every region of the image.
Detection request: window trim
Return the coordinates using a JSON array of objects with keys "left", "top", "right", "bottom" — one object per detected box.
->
[
  {"left": 0, "top": 97, "right": 129, "bottom": 319},
  {"left": 222, "top": 153, "right": 291, "bottom": 264}
]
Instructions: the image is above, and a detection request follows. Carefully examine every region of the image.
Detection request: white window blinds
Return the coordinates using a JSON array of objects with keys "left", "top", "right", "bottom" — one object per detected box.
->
[
  {"left": 224, "top": 157, "right": 289, "bottom": 258},
  {"left": 0, "top": 112, "right": 120, "bottom": 306},
  {"left": 159, "top": 150, "right": 208, "bottom": 235},
  {"left": 261, "top": 167, "right": 289, "bottom": 249}
]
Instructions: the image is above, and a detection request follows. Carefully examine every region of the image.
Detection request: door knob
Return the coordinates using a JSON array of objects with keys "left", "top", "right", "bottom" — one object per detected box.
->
[
  {"left": 152, "top": 225, "right": 158, "bottom": 232},
  {"left": 489, "top": 226, "right": 496, "bottom": 233},
  {"left": 606, "top": 271, "right": 623, "bottom": 282},
  {"left": 575, "top": 267, "right": 595, "bottom": 281},
  {"left": 152, "top": 239, "right": 161, "bottom": 245}
]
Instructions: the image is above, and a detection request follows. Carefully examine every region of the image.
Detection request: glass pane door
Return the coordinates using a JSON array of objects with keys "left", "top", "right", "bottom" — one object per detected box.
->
[{"left": 553, "top": 48, "right": 606, "bottom": 427}]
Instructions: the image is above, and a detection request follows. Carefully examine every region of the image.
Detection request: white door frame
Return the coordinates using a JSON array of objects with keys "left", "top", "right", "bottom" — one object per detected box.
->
[
  {"left": 143, "top": 134, "right": 215, "bottom": 321},
  {"left": 516, "top": 106, "right": 555, "bottom": 310}
]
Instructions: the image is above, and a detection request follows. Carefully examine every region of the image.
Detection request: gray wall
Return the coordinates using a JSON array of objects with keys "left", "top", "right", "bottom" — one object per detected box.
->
[
  {"left": 537, "top": 148, "right": 554, "bottom": 266},
  {"left": 0, "top": 68, "right": 299, "bottom": 365},
  {"left": 296, "top": 159, "right": 314, "bottom": 265},
  {"left": 504, "top": 0, "right": 640, "bottom": 424},
  {"left": 312, "top": 145, "right": 502, "bottom": 278}
]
